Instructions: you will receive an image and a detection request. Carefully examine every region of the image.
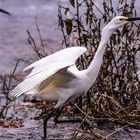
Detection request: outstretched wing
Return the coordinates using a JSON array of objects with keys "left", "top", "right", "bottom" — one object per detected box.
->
[
  {"left": 11, "top": 47, "right": 87, "bottom": 98},
  {"left": 24, "top": 46, "right": 87, "bottom": 78}
]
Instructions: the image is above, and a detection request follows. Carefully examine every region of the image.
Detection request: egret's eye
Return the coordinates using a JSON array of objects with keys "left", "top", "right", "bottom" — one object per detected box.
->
[{"left": 119, "top": 18, "right": 128, "bottom": 21}]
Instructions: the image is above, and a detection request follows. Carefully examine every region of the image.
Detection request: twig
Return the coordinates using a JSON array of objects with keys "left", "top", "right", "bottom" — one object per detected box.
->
[{"left": 101, "top": 124, "right": 129, "bottom": 140}]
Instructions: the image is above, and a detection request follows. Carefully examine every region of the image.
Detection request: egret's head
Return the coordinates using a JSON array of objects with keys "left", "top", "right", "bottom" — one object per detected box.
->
[{"left": 102, "top": 16, "right": 140, "bottom": 35}]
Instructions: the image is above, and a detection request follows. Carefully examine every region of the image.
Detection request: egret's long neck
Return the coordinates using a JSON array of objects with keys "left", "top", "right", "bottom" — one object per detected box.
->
[{"left": 87, "top": 30, "right": 112, "bottom": 80}]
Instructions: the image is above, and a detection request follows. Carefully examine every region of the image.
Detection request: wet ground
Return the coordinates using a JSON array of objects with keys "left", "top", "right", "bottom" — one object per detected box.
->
[
  {"left": 0, "top": 99, "right": 81, "bottom": 140},
  {"left": 1, "top": 100, "right": 140, "bottom": 140}
]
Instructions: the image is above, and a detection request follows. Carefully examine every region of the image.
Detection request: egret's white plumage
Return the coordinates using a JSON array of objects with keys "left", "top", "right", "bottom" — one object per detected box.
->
[{"left": 11, "top": 16, "right": 140, "bottom": 109}]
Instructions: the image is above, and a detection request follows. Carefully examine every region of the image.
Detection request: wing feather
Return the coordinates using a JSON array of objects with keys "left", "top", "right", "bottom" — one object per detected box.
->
[
  {"left": 11, "top": 61, "right": 74, "bottom": 98},
  {"left": 11, "top": 47, "right": 87, "bottom": 99},
  {"left": 23, "top": 46, "right": 87, "bottom": 71}
]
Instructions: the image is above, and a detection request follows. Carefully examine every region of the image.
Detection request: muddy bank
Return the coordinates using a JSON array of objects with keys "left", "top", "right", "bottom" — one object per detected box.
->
[
  {"left": 0, "top": 100, "right": 80, "bottom": 140},
  {"left": 1, "top": 105, "right": 140, "bottom": 140}
]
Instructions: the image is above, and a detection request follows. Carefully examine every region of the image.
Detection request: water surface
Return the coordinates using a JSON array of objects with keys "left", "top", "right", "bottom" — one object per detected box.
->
[{"left": 0, "top": 0, "right": 139, "bottom": 72}]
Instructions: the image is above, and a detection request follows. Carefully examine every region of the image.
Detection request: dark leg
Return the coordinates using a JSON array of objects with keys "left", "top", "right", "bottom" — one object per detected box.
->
[
  {"left": 34, "top": 110, "right": 48, "bottom": 120},
  {"left": 54, "top": 106, "right": 83, "bottom": 123},
  {"left": 43, "top": 108, "right": 56, "bottom": 139},
  {"left": 54, "top": 106, "right": 88, "bottom": 124},
  {"left": 43, "top": 106, "right": 94, "bottom": 139},
  {"left": 54, "top": 106, "right": 64, "bottom": 123},
  {"left": 54, "top": 106, "right": 94, "bottom": 132}
]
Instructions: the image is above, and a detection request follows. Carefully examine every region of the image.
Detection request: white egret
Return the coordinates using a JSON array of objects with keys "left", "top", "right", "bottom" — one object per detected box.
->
[{"left": 11, "top": 16, "right": 140, "bottom": 138}]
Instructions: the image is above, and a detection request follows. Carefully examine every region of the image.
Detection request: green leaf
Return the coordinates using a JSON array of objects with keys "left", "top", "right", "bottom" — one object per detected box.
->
[
  {"left": 65, "top": 8, "right": 69, "bottom": 15},
  {"left": 69, "top": 0, "right": 75, "bottom": 7},
  {"left": 64, "top": 19, "right": 73, "bottom": 35},
  {"left": 82, "top": 34, "right": 88, "bottom": 46}
]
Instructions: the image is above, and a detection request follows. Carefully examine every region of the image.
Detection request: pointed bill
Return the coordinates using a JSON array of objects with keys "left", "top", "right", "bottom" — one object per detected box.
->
[{"left": 128, "top": 17, "right": 140, "bottom": 21}]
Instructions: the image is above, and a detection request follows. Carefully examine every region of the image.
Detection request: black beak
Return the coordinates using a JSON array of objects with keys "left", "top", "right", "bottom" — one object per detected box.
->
[
  {"left": 0, "top": 9, "right": 11, "bottom": 16},
  {"left": 128, "top": 17, "right": 140, "bottom": 21}
]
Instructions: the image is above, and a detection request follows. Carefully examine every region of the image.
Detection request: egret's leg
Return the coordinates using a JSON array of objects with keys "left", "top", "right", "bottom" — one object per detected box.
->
[
  {"left": 53, "top": 106, "right": 65, "bottom": 123},
  {"left": 34, "top": 110, "right": 48, "bottom": 120},
  {"left": 54, "top": 106, "right": 86, "bottom": 124},
  {"left": 43, "top": 108, "right": 57, "bottom": 139},
  {"left": 54, "top": 106, "right": 94, "bottom": 131}
]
